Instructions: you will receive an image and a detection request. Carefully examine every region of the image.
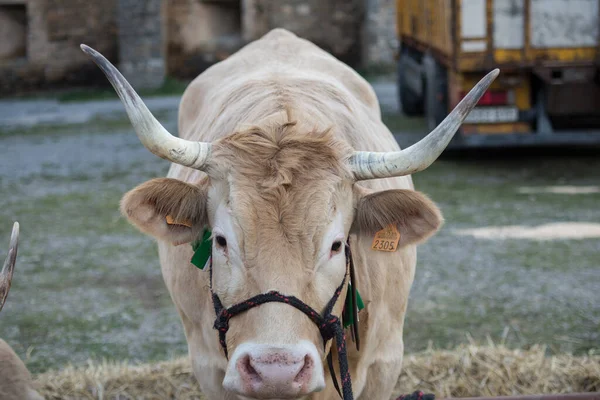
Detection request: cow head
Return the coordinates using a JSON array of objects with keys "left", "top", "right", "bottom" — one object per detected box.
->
[
  {"left": 81, "top": 45, "right": 498, "bottom": 399},
  {"left": 0, "top": 222, "right": 19, "bottom": 313}
]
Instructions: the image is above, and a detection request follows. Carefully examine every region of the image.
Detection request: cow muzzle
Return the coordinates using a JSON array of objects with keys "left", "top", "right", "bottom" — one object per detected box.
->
[
  {"left": 208, "top": 244, "right": 355, "bottom": 399},
  {"left": 223, "top": 341, "right": 325, "bottom": 398}
]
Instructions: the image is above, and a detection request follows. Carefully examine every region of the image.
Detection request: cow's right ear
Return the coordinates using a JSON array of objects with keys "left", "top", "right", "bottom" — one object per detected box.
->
[{"left": 120, "top": 178, "right": 208, "bottom": 246}]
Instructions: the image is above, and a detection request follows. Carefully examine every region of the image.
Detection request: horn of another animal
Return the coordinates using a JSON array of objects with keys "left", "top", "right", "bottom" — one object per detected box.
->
[
  {"left": 79, "top": 44, "right": 212, "bottom": 170},
  {"left": 0, "top": 222, "right": 19, "bottom": 312},
  {"left": 348, "top": 69, "right": 500, "bottom": 180}
]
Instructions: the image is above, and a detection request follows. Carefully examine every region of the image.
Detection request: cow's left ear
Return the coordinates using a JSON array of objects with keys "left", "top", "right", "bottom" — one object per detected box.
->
[{"left": 352, "top": 188, "right": 443, "bottom": 248}]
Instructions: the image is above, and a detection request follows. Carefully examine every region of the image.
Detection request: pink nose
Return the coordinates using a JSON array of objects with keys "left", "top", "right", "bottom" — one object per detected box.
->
[{"left": 236, "top": 350, "right": 315, "bottom": 398}]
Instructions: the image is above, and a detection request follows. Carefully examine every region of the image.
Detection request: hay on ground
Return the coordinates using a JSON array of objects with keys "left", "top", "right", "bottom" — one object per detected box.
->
[
  {"left": 35, "top": 358, "right": 203, "bottom": 400},
  {"left": 394, "top": 344, "right": 599, "bottom": 398},
  {"left": 34, "top": 345, "right": 600, "bottom": 400}
]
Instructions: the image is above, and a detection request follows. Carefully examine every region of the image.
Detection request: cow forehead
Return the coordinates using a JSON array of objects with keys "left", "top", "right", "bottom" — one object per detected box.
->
[
  {"left": 234, "top": 181, "right": 344, "bottom": 243},
  {"left": 205, "top": 117, "right": 354, "bottom": 257}
]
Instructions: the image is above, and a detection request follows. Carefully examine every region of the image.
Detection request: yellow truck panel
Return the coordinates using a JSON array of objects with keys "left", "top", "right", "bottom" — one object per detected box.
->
[
  {"left": 398, "top": 0, "right": 600, "bottom": 71},
  {"left": 398, "top": 0, "right": 453, "bottom": 61},
  {"left": 396, "top": 0, "right": 600, "bottom": 147}
]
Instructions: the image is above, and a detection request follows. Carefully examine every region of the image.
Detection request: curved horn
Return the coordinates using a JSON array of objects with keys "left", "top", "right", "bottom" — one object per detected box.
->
[
  {"left": 80, "top": 45, "right": 211, "bottom": 169},
  {"left": 349, "top": 69, "right": 500, "bottom": 180},
  {"left": 0, "top": 222, "right": 19, "bottom": 312}
]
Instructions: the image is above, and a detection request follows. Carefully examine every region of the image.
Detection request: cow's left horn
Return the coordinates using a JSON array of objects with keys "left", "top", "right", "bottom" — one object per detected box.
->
[
  {"left": 80, "top": 45, "right": 211, "bottom": 169},
  {"left": 0, "top": 222, "right": 19, "bottom": 312},
  {"left": 348, "top": 69, "right": 499, "bottom": 180}
]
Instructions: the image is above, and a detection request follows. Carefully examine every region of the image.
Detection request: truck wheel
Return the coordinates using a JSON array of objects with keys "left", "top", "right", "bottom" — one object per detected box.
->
[
  {"left": 398, "top": 52, "right": 424, "bottom": 116},
  {"left": 423, "top": 54, "right": 448, "bottom": 130}
]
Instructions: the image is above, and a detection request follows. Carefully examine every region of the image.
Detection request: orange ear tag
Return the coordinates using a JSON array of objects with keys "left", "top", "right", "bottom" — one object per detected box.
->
[
  {"left": 166, "top": 215, "right": 193, "bottom": 228},
  {"left": 371, "top": 224, "right": 401, "bottom": 252}
]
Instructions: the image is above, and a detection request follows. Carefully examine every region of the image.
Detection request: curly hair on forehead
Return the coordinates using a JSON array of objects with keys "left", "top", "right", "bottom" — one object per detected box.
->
[{"left": 211, "top": 112, "right": 353, "bottom": 190}]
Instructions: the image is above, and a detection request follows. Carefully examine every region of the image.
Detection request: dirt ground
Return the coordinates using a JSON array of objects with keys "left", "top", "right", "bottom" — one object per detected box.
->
[{"left": 0, "top": 103, "right": 599, "bottom": 375}]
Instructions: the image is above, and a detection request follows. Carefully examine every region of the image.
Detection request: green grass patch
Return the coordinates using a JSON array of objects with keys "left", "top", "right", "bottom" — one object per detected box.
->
[
  {"left": 0, "top": 76, "right": 189, "bottom": 103},
  {"left": 0, "top": 109, "right": 176, "bottom": 138},
  {"left": 382, "top": 112, "right": 426, "bottom": 134},
  {"left": 56, "top": 77, "right": 190, "bottom": 103},
  {"left": 0, "top": 116, "right": 132, "bottom": 138},
  {"left": 403, "top": 154, "right": 600, "bottom": 356},
  {"left": 358, "top": 63, "right": 397, "bottom": 81}
]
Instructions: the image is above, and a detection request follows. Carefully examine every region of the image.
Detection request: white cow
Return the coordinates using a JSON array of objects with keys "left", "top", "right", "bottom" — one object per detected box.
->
[{"left": 82, "top": 28, "right": 497, "bottom": 399}]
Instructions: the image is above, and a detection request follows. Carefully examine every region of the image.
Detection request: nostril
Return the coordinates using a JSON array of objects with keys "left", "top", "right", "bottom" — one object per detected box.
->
[
  {"left": 238, "top": 354, "right": 261, "bottom": 384},
  {"left": 294, "top": 354, "right": 314, "bottom": 384}
]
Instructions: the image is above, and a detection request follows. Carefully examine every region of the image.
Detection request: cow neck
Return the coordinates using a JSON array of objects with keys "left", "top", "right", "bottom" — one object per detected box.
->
[{"left": 206, "top": 240, "right": 360, "bottom": 400}]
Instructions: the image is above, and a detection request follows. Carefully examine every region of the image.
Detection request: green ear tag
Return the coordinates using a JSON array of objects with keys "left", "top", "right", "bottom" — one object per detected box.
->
[
  {"left": 190, "top": 229, "right": 212, "bottom": 270},
  {"left": 342, "top": 283, "right": 365, "bottom": 328}
]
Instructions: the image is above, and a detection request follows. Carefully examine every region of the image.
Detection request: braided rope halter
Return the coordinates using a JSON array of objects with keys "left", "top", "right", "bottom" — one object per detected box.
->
[{"left": 208, "top": 241, "right": 358, "bottom": 399}]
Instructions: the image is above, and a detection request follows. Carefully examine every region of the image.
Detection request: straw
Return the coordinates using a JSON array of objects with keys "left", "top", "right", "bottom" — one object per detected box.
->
[{"left": 33, "top": 344, "right": 599, "bottom": 399}]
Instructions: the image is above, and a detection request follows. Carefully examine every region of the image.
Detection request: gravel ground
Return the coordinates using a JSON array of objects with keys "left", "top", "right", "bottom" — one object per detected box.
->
[{"left": 0, "top": 87, "right": 598, "bottom": 374}]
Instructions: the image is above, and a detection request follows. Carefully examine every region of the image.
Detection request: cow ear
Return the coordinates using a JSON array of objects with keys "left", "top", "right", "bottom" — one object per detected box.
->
[
  {"left": 120, "top": 178, "right": 208, "bottom": 246},
  {"left": 352, "top": 188, "right": 443, "bottom": 248}
]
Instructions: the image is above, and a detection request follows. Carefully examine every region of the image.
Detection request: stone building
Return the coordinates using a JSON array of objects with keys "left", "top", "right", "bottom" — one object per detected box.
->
[
  {"left": 0, "top": 0, "right": 118, "bottom": 94},
  {"left": 0, "top": 0, "right": 397, "bottom": 95}
]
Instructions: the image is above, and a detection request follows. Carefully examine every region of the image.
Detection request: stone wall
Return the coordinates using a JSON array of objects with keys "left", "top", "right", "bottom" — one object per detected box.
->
[
  {"left": 362, "top": 0, "right": 398, "bottom": 68},
  {"left": 0, "top": 0, "right": 399, "bottom": 95},
  {"left": 167, "top": 0, "right": 244, "bottom": 79},
  {"left": 242, "top": 0, "right": 364, "bottom": 67},
  {"left": 117, "top": 0, "right": 165, "bottom": 90},
  {"left": 0, "top": 5, "right": 27, "bottom": 61},
  {"left": 0, "top": 0, "right": 117, "bottom": 95},
  {"left": 172, "top": 0, "right": 398, "bottom": 75}
]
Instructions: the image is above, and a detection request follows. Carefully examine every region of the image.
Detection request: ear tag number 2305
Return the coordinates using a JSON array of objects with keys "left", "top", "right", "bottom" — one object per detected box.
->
[{"left": 371, "top": 224, "right": 401, "bottom": 252}]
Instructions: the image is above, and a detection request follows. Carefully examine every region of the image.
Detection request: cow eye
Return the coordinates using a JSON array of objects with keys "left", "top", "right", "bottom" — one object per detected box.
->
[
  {"left": 215, "top": 235, "right": 227, "bottom": 248},
  {"left": 331, "top": 241, "right": 343, "bottom": 254}
]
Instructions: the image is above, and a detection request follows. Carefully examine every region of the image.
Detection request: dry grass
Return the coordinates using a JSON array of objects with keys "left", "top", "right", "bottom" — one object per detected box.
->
[
  {"left": 34, "top": 344, "right": 599, "bottom": 400},
  {"left": 394, "top": 344, "right": 599, "bottom": 398},
  {"left": 34, "top": 358, "right": 203, "bottom": 400}
]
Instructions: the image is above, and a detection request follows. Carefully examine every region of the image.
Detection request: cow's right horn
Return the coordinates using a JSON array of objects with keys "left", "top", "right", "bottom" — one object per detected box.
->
[
  {"left": 0, "top": 222, "right": 19, "bottom": 312},
  {"left": 348, "top": 69, "right": 499, "bottom": 180},
  {"left": 80, "top": 45, "right": 211, "bottom": 170}
]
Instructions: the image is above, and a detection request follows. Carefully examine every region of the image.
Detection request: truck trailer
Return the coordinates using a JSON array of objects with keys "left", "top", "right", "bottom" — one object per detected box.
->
[{"left": 396, "top": 0, "right": 600, "bottom": 147}]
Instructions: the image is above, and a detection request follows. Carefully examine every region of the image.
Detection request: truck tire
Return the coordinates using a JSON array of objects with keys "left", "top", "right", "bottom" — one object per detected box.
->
[
  {"left": 398, "top": 52, "right": 424, "bottom": 116},
  {"left": 423, "top": 54, "right": 448, "bottom": 131}
]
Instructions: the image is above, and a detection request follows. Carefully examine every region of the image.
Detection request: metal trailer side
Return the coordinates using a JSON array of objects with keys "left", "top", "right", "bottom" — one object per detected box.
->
[{"left": 396, "top": 0, "right": 600, "bottom": 148}]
